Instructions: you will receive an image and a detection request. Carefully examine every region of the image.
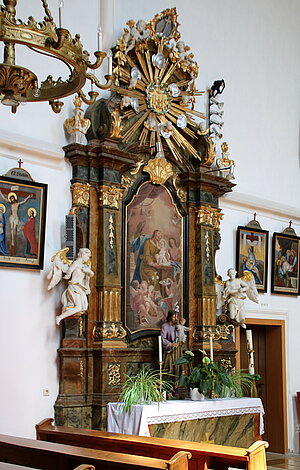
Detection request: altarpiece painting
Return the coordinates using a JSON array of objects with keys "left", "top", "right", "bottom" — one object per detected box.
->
[{"left": 125, "top": 182, "right": 184, "bottom": 334}]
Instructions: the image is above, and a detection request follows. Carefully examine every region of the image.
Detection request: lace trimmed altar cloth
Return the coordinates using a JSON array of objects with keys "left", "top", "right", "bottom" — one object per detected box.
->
[{"left": 107, "top": 397, "right": 264, "bottom": 437}]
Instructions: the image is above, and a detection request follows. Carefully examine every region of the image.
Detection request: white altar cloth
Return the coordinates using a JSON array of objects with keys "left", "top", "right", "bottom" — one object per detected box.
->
[{"left": 107, "top": 397, "right": 264, "bottom": 437}]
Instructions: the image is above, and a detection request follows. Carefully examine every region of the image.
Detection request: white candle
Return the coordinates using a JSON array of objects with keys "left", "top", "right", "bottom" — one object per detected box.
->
[
  {"left": 108, "top": 54, "right": 112, "bottom": 75},
  {"left": 209, "top": 335, "right": 214, "bottom": 362},
  {"left": 58, "top": 0, "right": 64, "bottom": 28},
  {"left": 158, "top": 335, "right": 163, "bottom": 363},
  {"left": 246, "top": 329, "right": 255, "bottom": 375},
  {"left": 97, "top": 25, "right": 103, "bottom": 51}
]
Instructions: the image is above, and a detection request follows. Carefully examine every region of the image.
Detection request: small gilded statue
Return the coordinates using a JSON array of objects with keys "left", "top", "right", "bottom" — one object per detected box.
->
[{"left": 47, "top": 247, "right": 94, "bottom": 325}]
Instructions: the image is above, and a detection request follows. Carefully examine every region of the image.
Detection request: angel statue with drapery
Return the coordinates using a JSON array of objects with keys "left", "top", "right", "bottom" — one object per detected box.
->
[
  {"left": 216, "top": 268, "right": 259, "bottom": 329},
  {"left": 47, "top": 248, "right": 94, "bottom": 325}
]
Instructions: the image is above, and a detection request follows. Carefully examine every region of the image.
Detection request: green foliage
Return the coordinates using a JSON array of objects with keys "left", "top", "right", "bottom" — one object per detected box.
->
[
  {"left": 175, "top": 350, "right": 260, "bottom": 398},
  {"left": 119, "top": 367, "right": 174, "bottom": 412}
]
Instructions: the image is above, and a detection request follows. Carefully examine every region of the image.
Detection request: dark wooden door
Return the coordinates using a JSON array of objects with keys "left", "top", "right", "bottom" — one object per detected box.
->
[{"left": 240, "top": 323, "right": 286, "bottom": 453}]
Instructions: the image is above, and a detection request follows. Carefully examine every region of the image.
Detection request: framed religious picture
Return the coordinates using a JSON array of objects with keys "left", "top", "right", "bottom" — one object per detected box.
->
[
  {"left": 236, "top": 225, "right": 269, "bottom": 292},
  {"left": 271, "top": 232, "right": 300, "bottom": 295},
  {"left": 123, "top": 180, "right": 187, "bottom": 339},
  {"left": 0, "top": 175, "right": 47, "bottom": 270}
]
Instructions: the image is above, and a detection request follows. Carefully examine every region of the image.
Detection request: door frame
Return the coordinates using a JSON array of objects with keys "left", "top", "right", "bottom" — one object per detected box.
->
[{"left": 236, "top": 317, "right": 288, "bottom": 453}]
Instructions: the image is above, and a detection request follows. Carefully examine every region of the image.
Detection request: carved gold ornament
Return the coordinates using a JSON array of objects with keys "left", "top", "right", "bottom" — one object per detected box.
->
[
  {"left": 111, "top": 8, "right": 206, "bottom": 164},
  {"left": 98, "top": 185, "right": 123, "bottom": 210},
  {"left": 108, "top": 363, "right": 121, "bottom": 386},
  {"left": 205, "top": 231, "right": 211, "bottom": 261},
  {"left": 196, "top": 205, "right": 224, "bottom": 229},
  {"left": 71, "top": 182, "right": 90, "bottom": 208},
  {"left": 93, "top": 321, "right": 127, "bottom": 340},
  {"left": 172, "top": 174, "right": 186, "bottom": 202},
  {"left": 143, "top": 157, "right": 174, "bottom": 185},
  {"left": 108, "top": 215, "right": 115, "bottom": 249},
  {"left": 205, "top": 135, "right": 217, "bottom": 166},
  {"left": 109, "top": 109, "right": 123, "bottom": 139}
]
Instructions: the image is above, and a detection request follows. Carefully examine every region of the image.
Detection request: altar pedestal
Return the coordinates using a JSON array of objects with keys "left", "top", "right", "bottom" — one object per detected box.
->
[{"left": 107, "top": 398, "right": 264, "bottom": 448}]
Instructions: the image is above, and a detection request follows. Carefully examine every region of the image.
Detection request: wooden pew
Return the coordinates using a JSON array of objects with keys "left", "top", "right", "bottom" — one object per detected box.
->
[
  {"left": 36, "top": 418, "right": 268, "bottom": 470},
  {"left": 0, "top": 434, "right": 191, "bottom": 470},
  {"left": 0, "top": 463, "right": 93, "bottom": 470}
]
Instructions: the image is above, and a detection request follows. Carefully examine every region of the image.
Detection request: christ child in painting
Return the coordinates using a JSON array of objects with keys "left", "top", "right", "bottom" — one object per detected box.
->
[{"left": 156, "top": 238, "right": 171, "bottom": 266}]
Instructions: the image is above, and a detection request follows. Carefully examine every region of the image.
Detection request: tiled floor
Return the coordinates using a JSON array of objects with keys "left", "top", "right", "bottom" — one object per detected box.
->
[{"left": 267, "top": 452, "right": 300, "bottom": 469}]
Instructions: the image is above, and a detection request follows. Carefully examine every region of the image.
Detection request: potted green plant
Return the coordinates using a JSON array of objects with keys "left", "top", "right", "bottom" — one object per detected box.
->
[
  {"left": 174, "top": 350, "right": 260, "bottom": 399},
  {"left": 118, "top": 367, "right": 174, "bottom": 412}
]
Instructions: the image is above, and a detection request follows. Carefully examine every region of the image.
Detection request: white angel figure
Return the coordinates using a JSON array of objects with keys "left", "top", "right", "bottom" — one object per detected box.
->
[
  {"left": 47, "top": 247, "right": 94, "bottom": 325},
  {"left": 222, "top": 268, "right": 259, "bottom": 328}
]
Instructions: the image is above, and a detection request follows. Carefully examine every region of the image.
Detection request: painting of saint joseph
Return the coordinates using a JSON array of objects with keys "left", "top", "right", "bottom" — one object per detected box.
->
[{"left": 126, "top": 183, "right": 183, "bottom": 332}]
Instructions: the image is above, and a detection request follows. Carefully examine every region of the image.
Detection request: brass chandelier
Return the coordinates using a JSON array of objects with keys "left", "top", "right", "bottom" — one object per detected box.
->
[{"left": 0, "top": 0, "right": 112, "bottom": 113}]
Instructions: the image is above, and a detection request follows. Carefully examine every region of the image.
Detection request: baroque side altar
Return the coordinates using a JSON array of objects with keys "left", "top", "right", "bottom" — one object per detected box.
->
[{"left": 55, "top": 8, "right": 238, "bottom": 429}]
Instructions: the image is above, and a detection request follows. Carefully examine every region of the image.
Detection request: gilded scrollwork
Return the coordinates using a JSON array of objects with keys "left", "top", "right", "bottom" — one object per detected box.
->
[
  {"left": 121, "top": 159, "right": 145, "bottom": 196},
  {"left": 172, "top": 174, "right": 186, "bottom": 202},
  {"left": 98, "top": 185, "right": 124, "bottom": 210},
  {"left": 109, "top": 108, "right": 123, "bottom": 139},
  {"left": 108, "top": 363, "right": 121, "bottom": 385},
  {"left": 71, "top": 182, "right": 90, "bottom": 208},
  {"left": 193, "top": 323, "right": 233, "bottom": 341},
  {"left": 93, "top": 321, "right": 127, "bottom": 340},
  {"left": 196, "top": 205, "right": 223, "bottom": 229}
]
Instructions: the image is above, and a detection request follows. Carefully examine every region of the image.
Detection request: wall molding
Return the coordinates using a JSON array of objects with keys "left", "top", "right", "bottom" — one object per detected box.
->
[
  {"left": 221, "top": 191, "right": 300, "bottom": 224},
  {"left": 0, "top": 129, "right": 65, "bottom": 169}
]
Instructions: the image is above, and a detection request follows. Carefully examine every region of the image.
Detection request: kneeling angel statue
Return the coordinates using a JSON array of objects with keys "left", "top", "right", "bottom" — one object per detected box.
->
[
  {"left": 216, "top": 268, "right": 259, "bottom": 328},
  {"left": 47, "top": 247, "right": 94, "bottom": 325}
]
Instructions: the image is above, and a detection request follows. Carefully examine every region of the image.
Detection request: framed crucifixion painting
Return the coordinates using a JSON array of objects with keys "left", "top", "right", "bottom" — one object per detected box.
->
[
  {"left": 123, "top": 181, "right": 187, "bottom": 338},
  {"left": 0, "top": 175, "right": 47, "bottom": 270}
]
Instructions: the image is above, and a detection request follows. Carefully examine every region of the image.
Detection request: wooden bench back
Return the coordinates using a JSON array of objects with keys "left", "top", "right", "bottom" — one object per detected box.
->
[
  {"left": 36, "top": 418, "right": 268, "bottom": 470},
  {"left": 0, "top": 434, "right": 191, "bottom": 470}
]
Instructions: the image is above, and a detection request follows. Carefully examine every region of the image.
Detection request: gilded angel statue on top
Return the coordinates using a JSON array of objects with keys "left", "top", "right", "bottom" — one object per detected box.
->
[
  {"left": 216, "top": 268, "right": 259, "bottom": 328},
  {"left": 47, "top": 247, "right": 94, "bottom": 325}
]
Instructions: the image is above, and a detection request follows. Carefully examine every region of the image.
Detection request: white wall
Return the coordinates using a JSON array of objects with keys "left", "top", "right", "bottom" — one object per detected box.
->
[{"left": 0, "top": 0, "right": 299, "bottom": 451}]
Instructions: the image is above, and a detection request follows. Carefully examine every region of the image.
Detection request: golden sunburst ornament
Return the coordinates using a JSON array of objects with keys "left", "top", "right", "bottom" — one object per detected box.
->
[{"left": 111, "top": 8, "right": 206, "bottom": 164}]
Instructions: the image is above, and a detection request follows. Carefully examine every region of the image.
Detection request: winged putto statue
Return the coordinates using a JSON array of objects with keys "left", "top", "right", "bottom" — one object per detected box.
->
[
  {"left": 47, "top": 248, "right": 94, "bottom": 325},
  {"left": 216, "top": 268, "right": 259, "bottom": 328}
]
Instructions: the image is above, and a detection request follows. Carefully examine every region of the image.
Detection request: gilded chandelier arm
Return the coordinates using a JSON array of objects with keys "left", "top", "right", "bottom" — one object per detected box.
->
[
  {"left": 85, "top": 51, "right": 106, "bottom": 70},
  {"left": 78, "top": 90, "right": 99, "bottom": 105},
  {"left": 46, "top": 28, "right": 69, "bottom": 50},
  {"left": 86, "top": 72, "right": 113, "bottom": 90}
]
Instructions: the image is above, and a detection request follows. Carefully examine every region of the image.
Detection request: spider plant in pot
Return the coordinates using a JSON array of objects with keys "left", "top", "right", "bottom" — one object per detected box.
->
[{"left": 118, "top": 367, "right": 174, "bottom": 412}]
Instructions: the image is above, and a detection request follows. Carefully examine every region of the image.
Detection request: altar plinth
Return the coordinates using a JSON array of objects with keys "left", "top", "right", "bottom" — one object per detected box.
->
[{"left": 107, "top": 398, "right": 264, "bottom": 448}]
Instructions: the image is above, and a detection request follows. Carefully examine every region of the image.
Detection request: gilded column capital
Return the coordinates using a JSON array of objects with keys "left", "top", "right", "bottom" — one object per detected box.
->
[
  {"left": 71, "top": 182, "right": 90, "bottom": 207},
  {"left": 98, "top": 185, "right": 124, "bottom": 210},
  {"left": 195, "top": 205, "right": 223, "bottom": 229}
]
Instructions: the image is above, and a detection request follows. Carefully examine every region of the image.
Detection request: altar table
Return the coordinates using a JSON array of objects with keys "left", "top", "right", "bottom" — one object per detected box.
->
[{"left": 107, "top": 398, "right": 264, "bottom": 448}]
